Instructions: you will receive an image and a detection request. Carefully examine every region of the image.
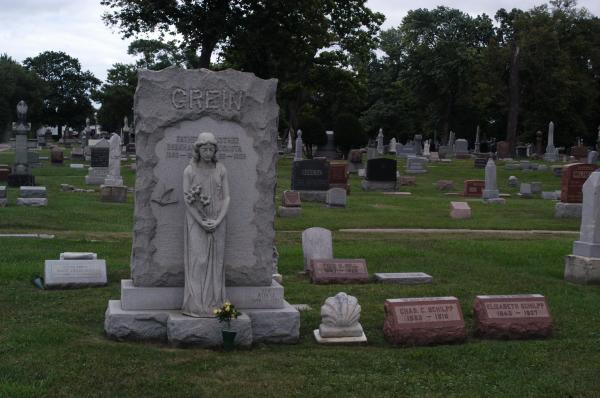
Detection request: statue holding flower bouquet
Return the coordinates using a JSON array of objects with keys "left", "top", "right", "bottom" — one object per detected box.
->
[{"left": 182, "top": 132, "right": 231, "bottom": 317}]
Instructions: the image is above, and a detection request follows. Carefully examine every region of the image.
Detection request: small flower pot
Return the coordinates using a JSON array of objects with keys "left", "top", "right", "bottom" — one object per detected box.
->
[{"left": 222, "top": 330, "right": 237, "bottom": 352}]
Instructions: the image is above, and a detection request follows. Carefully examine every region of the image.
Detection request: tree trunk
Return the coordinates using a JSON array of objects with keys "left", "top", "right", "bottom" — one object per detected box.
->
[{"left": 505, "top": 44, "right": 520, "bottom": 156}]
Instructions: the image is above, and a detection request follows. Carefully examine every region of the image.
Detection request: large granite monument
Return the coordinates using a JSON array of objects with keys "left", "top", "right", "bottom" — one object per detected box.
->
[{"left": 104, "top": 67, "right": 299, "bottom": 346}]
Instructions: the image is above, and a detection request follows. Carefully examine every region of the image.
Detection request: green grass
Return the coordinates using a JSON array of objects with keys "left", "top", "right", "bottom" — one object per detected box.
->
[{"left": 0, "top": 151, "right": 598, "bottom": 397}]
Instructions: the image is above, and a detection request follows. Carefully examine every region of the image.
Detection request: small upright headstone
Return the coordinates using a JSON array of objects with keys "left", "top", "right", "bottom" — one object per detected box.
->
[
  {"left": 454, "top": 138, "right": 469, "bottom": 158},
  {"left": 496, "top": 141, "right": 511, "bottom": 159},
  {"left": 530, "top": 181, "right": 542, "bottom": 194},
  {"left": 50, "top": 148, "right": 64, "bottom": 165},
  {"left": 507, "top": 176, "right": 519, "bottom": 187},
  {"left": 101, "top": 133, "right": 127, "bottom": 203},
  {"left": 326, "top": 187, "right": 347, "bottom": 208},
  {"left": 44, "top": 252, "right": 107, "bottom": 289},
  {"left": 388, "top": 137, "right": 397, "bottom": 154},
  {"left": 587, "top": 151, "right": 598, "bottom": 164},
  {"left": 347, "top": 149, "right": 363, "bottom": 174},
  {"left": 279, "top": 190, "right": 302, "bottom": 217},
  {"left": 405, "top": 156, "right": 427, "bottom": 174},
  {"left": 463, "top": 180, "right": 485, "bottom": 197},
  {"left": 302, "top": 227, "right": 333, "bottom": 272},
  {"left": 519, "top": 183, "right": 533, "bottom": 198}
]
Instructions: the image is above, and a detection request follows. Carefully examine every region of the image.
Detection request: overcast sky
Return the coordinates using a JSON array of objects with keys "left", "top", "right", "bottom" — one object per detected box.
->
[{"left": 1, "top": 0, "right": 599, "bottom": 83}]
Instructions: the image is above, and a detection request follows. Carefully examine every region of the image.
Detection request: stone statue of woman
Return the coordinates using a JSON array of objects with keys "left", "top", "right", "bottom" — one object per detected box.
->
[{"left": 182, "top": 132, "right": 230, "bottom": 317}]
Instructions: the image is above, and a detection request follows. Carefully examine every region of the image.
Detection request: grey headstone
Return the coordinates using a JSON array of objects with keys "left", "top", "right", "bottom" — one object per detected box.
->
[
  {"left": 508, "top": 176, "right": 519, "bottom": 187},
  {"left": 374, "top": 272, "right": 433, "bottom": 284},
  {"left": 326, "top": 187, "right": 347, "bottom": 207},
  {"left": 44, "top": 259, "right": 107, "bottom": 288},
  {"left": 18, "top": 186, "right": 47, "bottom": 198},
  {"left": 302, "top": 227, "right": 333, "bottom": 271}
]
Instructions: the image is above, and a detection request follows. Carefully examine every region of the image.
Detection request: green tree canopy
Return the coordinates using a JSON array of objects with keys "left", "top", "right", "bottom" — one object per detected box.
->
[
  {"left": 0, "top": 54, "right": 46, "bottom": 139},
  {"left": 23, "top": 51, "right": 100, "bottom": 135}
]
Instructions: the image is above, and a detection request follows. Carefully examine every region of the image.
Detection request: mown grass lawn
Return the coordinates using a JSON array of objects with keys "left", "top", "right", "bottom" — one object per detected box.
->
[{"left": 1, "top": 150, "right": 598, "bottom": 397}]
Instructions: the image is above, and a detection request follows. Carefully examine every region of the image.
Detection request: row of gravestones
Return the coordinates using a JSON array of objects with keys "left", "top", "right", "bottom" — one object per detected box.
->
[
  {"left": 301, "top": 227, "right": 553, "bottom": 345},
  {"left": 0, "top": 186, "right": 48, "bottom": 207}
]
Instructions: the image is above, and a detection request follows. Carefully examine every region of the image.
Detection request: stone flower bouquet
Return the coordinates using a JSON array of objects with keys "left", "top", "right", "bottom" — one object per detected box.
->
[
  {"left": 184, "top": 184, "right": 211, "bottom": 219},
  {"left": 214, "top": 301, "right": 239, "bottom": 330}
]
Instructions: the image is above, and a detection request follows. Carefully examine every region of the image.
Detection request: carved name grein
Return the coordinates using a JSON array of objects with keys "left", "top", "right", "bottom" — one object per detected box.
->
[{"left": 171, "top": 88, "right": 244, "bottom": 111}]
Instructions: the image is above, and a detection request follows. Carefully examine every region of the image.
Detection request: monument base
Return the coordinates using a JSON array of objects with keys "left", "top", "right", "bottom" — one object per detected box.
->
[
  {"left": 278, "top": 206, "right": 302, "bottom": 217},
  {"left": 104, "top": 299, "right": 300, "bottom": 345},
  {"left": 100, "top": 185, "right": 127, "bottom": 203},
  {"left": 573, "top": 241, "right": 600, "bottom": 258},
  {"left": 85, "top": 167, "right": 108, "bottom": 185},
  {"left": 564, "top": 255, "right": 600, "bottom": 284},
  {"left": 554, "top": 202, "right": 582, "bottom": 218},
  {"left": 361, "top": 180, "right": 397, "bottom": 192},
  {"left": 167, "top": 313, "right": 253, "bottom": 347},
  {"left": 7, "top": 174, "right": 35, "bottom": 187},
  {"left": 16, "top": 198, "right": 47, "bottom": 206},
  {"left": 313, "top": 330, "right": 367, "bottom": 344}
]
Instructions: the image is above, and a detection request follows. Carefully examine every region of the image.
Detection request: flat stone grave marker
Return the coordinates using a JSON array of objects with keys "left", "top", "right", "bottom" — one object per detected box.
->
[
  {"left": 383, "top": 297, "right": 467, "bottom": 346},
  {"left": 282, "top": 190, "right": 301, "bottom": 207},
  {"left": 560, "top": 163, "right": 598, "bottom": 203},
  {"left": 309, "top": 259, "right": 369, "bottom": 284},
  {"left": 463, "top": 180, "right": 485, "bottom": 197},
  {"left": 436, "top": 180, "right": 454, "bottom": 191},
  {"left": 375, "top": 272, "right": 432, "bottom": 284},
  {"left": 302, "top": 227, "right": 333, "bottom": 271},
  {"left": 473, "top": 294, "right": 552, "bottom": 339},
  {"left": 450, "top": 201, "right": 471, "bottom": 219},
  {"left": 44, "top": 259, "right": 107, "bottom": 289},
  {"left": 291, "top": 159, "right": 330, "bottom": 191}
]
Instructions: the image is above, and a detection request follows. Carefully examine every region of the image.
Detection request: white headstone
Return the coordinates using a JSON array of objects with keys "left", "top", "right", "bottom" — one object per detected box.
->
[
  {"left": 376, "top": 128, "right": 384, "bottom": 155},
  {"left": 388, "top": 137, "right": 397, "bottom": 153},
  {"left": 104, "top": 133, "right": 123, "bottom": 186},
  {"left": 294, "top": 129, "right": 303, "bottom": 161},
  {"left": 326, "top": 187, "right": 347, "bottom": 207},
  {"left": 482, "top": 159, "right": 499, "bottom": 200},
  {"left": 302, "top": 227, "right": 333, "bottom": 271}
]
